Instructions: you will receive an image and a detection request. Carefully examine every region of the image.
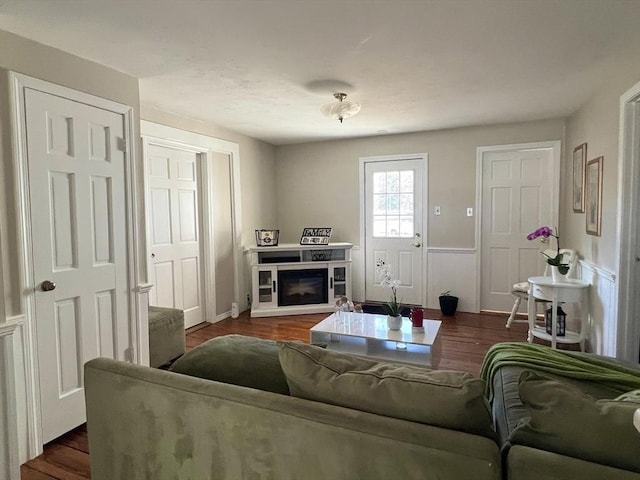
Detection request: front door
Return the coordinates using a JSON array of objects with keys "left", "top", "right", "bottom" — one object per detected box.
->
[
  {"left": 25, "top": 88, "right": 129, "bottom": 443},
  {"left": 146, "top": 142, "right": 204, "bottom": 328},
  {"left": 480, "top": 146, "right": 556, "bottom": 312},
  {"left": 364, "top": 157, "right": 425, "bottom": 306}
]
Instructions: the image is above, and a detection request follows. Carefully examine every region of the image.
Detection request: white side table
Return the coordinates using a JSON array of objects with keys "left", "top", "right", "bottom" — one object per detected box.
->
[{"left": 527, "top": 276, "right": 590, "bottom": 350}]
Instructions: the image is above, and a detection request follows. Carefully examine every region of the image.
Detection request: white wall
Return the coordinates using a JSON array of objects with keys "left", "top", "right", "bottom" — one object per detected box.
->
[
  {"left": 562, "top": 64, "right": 640, "bottom": 356},
  {"left": 275, "top": 119, "right": 565, "bottom": 307},
  {"left": 562, "top": 66, "right": 639, "bottom": 271},
  {"left": 275, "top": 119, "right": 565, "bottom": 246}
]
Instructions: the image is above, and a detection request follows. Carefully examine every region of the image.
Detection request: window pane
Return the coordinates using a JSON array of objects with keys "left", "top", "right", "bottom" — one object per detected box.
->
[
  {"left": 387, "top": 218, "right": 400, "bottom": 237},
  {"left": 373, "top": 216, "right": 386, "bottom": 237},
  {"left": 399, "top": 216, "right": 414, "bottom": 237},
  {"left": 399, "top": 194, "right": 413, "bottom": 214},
  {"left": 386, "top": 194, "right": 400, "bottom": 214},
  {"left": 387, "top": 171, "right": 400, "bottom": 193},
  {"left": 373, "top": 172, "right": 386, "bottom": 193},
  {"left": 400, "top": 170, "right": 414, "bottom": 193},
  {"left": 373, "top": 194, "right": 386, "bottom": 214}
]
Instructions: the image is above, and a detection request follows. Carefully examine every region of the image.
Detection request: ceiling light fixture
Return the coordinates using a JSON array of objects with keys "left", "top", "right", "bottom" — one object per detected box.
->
[{"left": 321, "top": 93, "right": 361, "bottom": 123}]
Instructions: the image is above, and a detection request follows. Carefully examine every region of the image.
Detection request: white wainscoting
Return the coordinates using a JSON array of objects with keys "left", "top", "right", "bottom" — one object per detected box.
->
[
  {"left": 9, "top": 317, "right": 29, "bottom": 465},
  {"left": 427, "top": 248, "right": 478, "bottom": 313},
  {"left": 577, "top": 260, "right": 617, "bottom": 357},
  {"left": 1, "top": 317, "right": 24, "bottom": 478}
]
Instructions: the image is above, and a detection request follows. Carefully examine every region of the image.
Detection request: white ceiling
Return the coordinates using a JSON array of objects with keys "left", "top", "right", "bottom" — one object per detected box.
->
[{"left": 1, "top": 0, "right": 639, "bottom": 145}]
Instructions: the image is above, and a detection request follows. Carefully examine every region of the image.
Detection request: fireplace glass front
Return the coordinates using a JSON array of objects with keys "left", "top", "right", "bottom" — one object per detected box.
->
[{"left": 278, "top": 268, "right": 328, "bottom": 306}]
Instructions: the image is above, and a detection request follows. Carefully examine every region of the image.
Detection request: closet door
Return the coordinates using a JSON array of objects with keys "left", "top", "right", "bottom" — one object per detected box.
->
[
  {"left": 146, "top": 143, "right": 204, "bottom": 328},
  {"left": 26, "top": 88, "right": 129, "bottom": 443}
]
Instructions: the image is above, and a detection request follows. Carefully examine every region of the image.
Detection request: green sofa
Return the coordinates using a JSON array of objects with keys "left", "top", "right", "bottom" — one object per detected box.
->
[{"left": 84, "top": 337, "right": 640, "bottom": 480}]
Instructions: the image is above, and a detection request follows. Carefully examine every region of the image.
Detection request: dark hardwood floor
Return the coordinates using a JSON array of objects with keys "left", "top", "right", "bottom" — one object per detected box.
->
[{"left": 20, "top": 309, "right": 528, "bottom": 480}]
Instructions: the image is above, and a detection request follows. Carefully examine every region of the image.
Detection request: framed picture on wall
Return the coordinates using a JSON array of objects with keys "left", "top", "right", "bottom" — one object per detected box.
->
[
  {"left": 585, "top": 156, "right": 603, "bottom": 236},
  {"left": 572, "top": 143, "right": 587, "bottom": 213}
]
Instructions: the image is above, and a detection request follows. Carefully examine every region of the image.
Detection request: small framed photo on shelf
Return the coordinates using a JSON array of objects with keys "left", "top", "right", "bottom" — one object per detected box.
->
[
  {"left": 255, "top": 229, "right": 279, "bottom": 246},
  {"left": 572, "top": 143, "right": 587, "bottom": 213},
  {"left": 300, "top": 227, "right": 332, "bottom": 245},
  {"left": 585, "top": 156, "right": 603, "bottom": 236}
]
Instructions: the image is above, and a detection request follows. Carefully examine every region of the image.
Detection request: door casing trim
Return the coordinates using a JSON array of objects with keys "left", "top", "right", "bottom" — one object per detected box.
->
[
  {"left": 358, "top": 153, "right": 429, "bottom": 306},
  {"left": 475, "top": 140, "right": 562, "bottom": 313},
  {"left": 141, "top": 120, "right": 243, "bottom": 319},
  {"left": 9, "top": 72, "right": 140, "bottom": 459},
  {"left": 615, "top": 80, "right": 640, "bottom": 362}
]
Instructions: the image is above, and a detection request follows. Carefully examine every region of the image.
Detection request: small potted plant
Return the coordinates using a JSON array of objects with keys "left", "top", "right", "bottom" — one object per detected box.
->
[
  {"left": 376, "top": 259, "right": 403, "bottom": 330},
  {"left": 526, "top": 226, "right": 569, "bottom": 281},
  {"left": 439, "top": 290, "right": 458, "bottom": 316}
]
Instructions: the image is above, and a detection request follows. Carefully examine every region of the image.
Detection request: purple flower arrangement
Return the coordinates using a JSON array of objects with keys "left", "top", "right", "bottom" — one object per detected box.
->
[{"left": 526, "top": 226, "right": 569, "bottom": 274}]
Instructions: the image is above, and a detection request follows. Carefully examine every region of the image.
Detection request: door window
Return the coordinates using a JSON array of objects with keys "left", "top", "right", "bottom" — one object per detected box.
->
[{"left": 372, "top": 170, "right": 414, "bottom": 238}]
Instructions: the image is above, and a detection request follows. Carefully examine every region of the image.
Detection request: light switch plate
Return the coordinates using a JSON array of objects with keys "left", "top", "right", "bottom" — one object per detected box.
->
[
  {"left": 467, "top": 207, "right": 473, "bottom": 217},
  {"left": 434, "top": 206, "right": 441, "bottom": 216}
]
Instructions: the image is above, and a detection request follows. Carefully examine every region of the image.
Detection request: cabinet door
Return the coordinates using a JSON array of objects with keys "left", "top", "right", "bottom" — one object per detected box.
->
[
  {"left": 253, "top": 266, "right": 278, "bottom": 309},
  {"left": 330, "top": 263, "right": 349, "bottom": 300}
]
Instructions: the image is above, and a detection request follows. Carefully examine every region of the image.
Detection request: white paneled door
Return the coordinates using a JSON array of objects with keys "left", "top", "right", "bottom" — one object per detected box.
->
[
  {"left": 25, "top": 88, "right": 129, "bottom": 443},
  {"left": 146, "top": 143, "right": 203, "bottom": 328},
  {"left": 480, "top": 147, "right": 556, "bottom": 312},
  {"left": 364, "top": 158, "right": 424, "bottom": 306}
]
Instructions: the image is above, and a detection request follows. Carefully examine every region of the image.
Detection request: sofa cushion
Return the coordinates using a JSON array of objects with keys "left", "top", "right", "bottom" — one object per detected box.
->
[
  {"left": 491, "top": 365, "right": 623, "bottom": 447},
  {"left": 509, "top": 371, "right": 640, "bottom": 473},
  {"left": 278, "top": 341, "right": 495, "bottom": 438},
  {"left": 169, "top": 334, "right": 290, "bottom": 395}
]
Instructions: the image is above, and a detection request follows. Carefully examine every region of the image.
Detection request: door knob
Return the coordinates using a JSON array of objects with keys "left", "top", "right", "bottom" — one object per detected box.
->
[
  {"left": 151, "top": 253, "right": 156, "bottom": 258},
  {"left": 41, "top": 280, "right": 56, "bottom": 292},
  {"left": 413, "top": 242, "right": 421, "bottom": 248}
]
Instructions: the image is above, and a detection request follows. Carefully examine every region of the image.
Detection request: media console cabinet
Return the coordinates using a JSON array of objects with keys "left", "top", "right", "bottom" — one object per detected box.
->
[{"left": 247, "top": 243, "right": 353, "bottom": 317}]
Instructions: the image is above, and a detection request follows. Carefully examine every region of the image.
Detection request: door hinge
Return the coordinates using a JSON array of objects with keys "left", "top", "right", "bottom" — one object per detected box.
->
[{"left": 117, "top": 137, "right": 127, "bottom": 153}]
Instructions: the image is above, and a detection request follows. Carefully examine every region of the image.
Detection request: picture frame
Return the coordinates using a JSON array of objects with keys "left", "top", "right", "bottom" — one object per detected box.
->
[
  {"left": 255, "top": 229, "right": 279, "bottom": 246},
  {"left": 585, "top": 156, "right": 603, "bottom": 236},
  {"left": 572, "top": 143, "right": 587, "bottom": 213},
  {"left": 300, "top": 227, "right": 332, "bottom": 245}
]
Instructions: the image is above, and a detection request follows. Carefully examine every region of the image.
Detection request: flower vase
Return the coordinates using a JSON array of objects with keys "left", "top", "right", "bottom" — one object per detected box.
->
[
  {"left": 387, "top": 314, "right": 403, "bottom": 331},
  {"left": 551, "top": 266, "right": 567, "bottom": 283}
]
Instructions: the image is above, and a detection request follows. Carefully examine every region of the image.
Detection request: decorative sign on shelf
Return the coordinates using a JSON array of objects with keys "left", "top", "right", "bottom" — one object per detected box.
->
[
  {"left": 255, "top": 229, "right": 279, "bottom": 246},
  {"left": 300, "top": 227, "right": 332, "bottom": 245}
]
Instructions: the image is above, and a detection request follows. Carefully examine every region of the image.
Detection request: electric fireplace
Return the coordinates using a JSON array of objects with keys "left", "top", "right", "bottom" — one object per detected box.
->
[{"left": 278, "top": 268, "right": 328, "bottom": 306}]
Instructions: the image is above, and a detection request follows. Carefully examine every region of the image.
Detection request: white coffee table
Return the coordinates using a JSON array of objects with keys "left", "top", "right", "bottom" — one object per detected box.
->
[{"left": 310, "top": 312, "right": 442, "bottom": 367}]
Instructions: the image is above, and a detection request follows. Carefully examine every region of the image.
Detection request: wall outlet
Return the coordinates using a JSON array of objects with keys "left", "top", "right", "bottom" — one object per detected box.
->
[
  {"left": 434, "top": 206, "right": 441, "bottom": 216},
  {"left": 467, "top": 207, "right": 473, "bottom": 217}
]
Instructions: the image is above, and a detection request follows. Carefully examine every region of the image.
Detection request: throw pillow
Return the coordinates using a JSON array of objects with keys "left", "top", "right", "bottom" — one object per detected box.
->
[
  {"left": 278, "top": 341, "right": 494, "bottom": 438},
  {"left": 170, "top": 334, "right": 290, "bottom": 395},
  {"left": 510, "top": 371, "right": 640, "bottom": 473}
]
